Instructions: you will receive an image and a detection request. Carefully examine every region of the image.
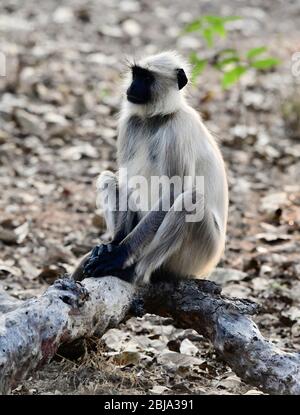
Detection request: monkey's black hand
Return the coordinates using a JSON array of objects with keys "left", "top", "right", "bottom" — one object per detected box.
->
[{"left": 83, "top": 243, "right": 134, "bottom": 281}]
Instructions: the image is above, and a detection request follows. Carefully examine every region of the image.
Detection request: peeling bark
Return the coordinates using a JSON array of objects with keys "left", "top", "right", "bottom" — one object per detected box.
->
[
  {"left": 0, "top": 276, "right": 300, "bottom": 395},
  {"left": 138, "top": 279, "right": 300, "bottom": 395},
  {"left": 0, "top": 277, "right": 135, "bottom": 394},
  {"left": 0, "top": 292, "right": 22, "bottom": 313}
]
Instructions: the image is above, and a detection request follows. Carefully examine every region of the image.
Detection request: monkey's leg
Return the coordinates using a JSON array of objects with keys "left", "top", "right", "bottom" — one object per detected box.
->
[
  {"left": 134, "top": 189, "right": 219, "bottom": 284},
  {"left": 84, "top": 194, "right": 174, "bottom": 279},
  {"left": 84, "top": 188, "right": 210, "bottom": 283},
  {"left": 72, "top": 171, "right": 138, "bottom": 281},
  {"left": 132, "top": 192, "right": 188, "bottom": 284}
]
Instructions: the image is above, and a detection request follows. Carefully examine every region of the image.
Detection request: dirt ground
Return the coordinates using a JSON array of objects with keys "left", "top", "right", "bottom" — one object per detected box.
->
[{"left": 0, "top": 0, "right": 300, "bottom": 395}]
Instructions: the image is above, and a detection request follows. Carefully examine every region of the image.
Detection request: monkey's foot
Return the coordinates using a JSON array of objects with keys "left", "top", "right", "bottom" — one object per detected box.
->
[{"left": 83, "top": 243, "right": 135, "bottom": 281}]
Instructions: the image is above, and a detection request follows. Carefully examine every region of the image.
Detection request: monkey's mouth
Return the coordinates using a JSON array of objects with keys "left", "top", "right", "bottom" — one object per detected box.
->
[{"left": 127, "top": 94, "right": 146, "bottom": 104}]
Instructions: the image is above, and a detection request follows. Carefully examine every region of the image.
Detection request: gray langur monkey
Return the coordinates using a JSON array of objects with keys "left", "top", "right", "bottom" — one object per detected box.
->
[{"left": 72, "top": 51, "right": 228, "bottom": 285}]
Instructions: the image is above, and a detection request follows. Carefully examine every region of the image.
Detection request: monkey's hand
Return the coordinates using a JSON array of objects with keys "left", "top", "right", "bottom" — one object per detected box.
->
[{"left": 83, "top": 243, "right": 135, "bottom": 281}]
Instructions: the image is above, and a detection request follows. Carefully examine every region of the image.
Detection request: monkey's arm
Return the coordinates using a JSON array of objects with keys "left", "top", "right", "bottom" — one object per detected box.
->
[
  {"left": 82, "top": 171, "right": 177, "bottom": 280},
  {"left": 83, "top": 206, "right": 168, "bottom": 279},
  {"left": 72, "top": 170, "right": 138, "bottom": 281},
  {"left": 86, "top": 186, "right": 221, "bottom": 286}
]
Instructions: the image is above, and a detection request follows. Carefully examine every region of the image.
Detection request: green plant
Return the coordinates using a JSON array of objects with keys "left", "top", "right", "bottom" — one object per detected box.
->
[{"left": 183, "top": 15, "right": 280, "bottom": 89}]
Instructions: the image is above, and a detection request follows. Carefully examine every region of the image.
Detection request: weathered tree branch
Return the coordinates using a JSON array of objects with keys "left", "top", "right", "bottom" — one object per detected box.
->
[
  {"left": 0, "top": 276, "right": 300, "bottom": 395},
  {"left": 0, "top": 291, "right": 22, "bottom": 313},
  {"left": 0, "top": 277, "right": 135, "bottom": 394},
  {"left": 138, "top": 280, "right": 300, "bottom": 395}
]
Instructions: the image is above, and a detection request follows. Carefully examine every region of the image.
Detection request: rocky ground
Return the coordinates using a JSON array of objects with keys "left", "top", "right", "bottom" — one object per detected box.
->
[{"left": 0, "top": 0, "right": 300, "bottom": 395}]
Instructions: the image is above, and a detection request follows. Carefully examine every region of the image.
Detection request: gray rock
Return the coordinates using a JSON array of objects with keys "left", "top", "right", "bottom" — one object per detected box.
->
[
  {"left": 14, "top": 109, "right": 45, "bottom": 136},
  {"left": 210, "top": 267, "right": 248, "bottom": 285}
]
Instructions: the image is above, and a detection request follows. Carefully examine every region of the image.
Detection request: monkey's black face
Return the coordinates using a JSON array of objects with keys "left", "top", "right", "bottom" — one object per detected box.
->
[{"left": 127, "top": 66, "right": 154, "bottom": 105}]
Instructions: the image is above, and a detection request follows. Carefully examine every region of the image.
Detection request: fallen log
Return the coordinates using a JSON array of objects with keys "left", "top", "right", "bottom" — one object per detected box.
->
[
  {"left": 139, "top": 279, "right": 300, "bottom": 395},
  {"left": 0, "top": 276, "right": 300, "bottom": 395},
  {"left": 0, "top": 291, "right": 22, "bottom": 313},
  {"left": 0, "top": 277, "right": 135, "bottom": 394}
]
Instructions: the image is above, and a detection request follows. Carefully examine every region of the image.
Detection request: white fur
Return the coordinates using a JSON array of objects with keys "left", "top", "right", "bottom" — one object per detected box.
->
[{"left": 111, "top": 52, "right": 228, "bottom": 282}]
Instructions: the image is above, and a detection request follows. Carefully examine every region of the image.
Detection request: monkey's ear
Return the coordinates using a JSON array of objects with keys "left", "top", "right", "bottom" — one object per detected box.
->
[{"left": 177, "top": 68, "right": 188, "bottom": 90}]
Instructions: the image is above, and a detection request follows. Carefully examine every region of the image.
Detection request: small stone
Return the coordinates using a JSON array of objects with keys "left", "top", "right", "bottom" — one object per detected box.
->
[
  {"left": 252, "top": 276, "right": 270, "bottom": 291},
  {"left": 119, "top": 1, "right": 141, "bottom": 13},
  {"left": 179, "top": 339, "right": 198, "bottom": 356},
  {"left": 92, "top": 213, "right": 106, "bottom": 230},
  {"left": 0, "top": 227, "right": 17, "bottom": 243},
  {"left": 150, "top": 385, "right": 170, "bottom": 394},
  {"left": 260, "top": 192, "right": 289, "bottom": 214},
  {"left": 99, "top": 25, "right": 123, "bottom": 38},
  {"left": 0, "top": 129, "right": 11, "bottom": 144},
  {"left": 53, "top": 7, "right": 74, "bottom": 24},
  {"left": 157, "top": 351, "right": 205, "bottom": 370},
  {"left": 210, "top": 267, "right": 247, "bottom": 284},
  {"left": 122, "top": 19, "right": 142, "bottom": 37},
  {"left": 14, "top": 109, "right": 45, "bottom": 136},
  {"left": 216, "top": 374, "right": 242, "bottom": 391},
  {"left": 44, "top": 112, "right": 68, "bottom": 126}
]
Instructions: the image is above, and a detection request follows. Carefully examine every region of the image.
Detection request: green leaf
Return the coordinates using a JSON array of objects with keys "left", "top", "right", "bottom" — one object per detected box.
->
[
  {"left": 218, "top": 48, "right": 239, "bottom": 57},
  {"left": 250, "top": 57, "right": 280, "bottom": 69},
  {"left": 222, "top": 66, "right": 247, "bottom": 89},
  {"left": 246, "top": 47, "right": 267, "bottom": 60},
  {"left": 202, "top": 27, "right": 214, "bottom": 47},
  {"left": 203, "top": 15, "right": 224, "bottom": 25},
  {"left": 215, "top": 56, "right": 240, "bottom": 70},
  {"left": 201, "top": 16, "right": 228, "bottom": 39},
  {"left": 214, "top": 49, "right": 240, "bottom": 70},
  {"left": 210, "top": 21, "right": 226, "bottom": 37},
  {"left": 183, "top": 19, "right": 202, "bottom": 33}
]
